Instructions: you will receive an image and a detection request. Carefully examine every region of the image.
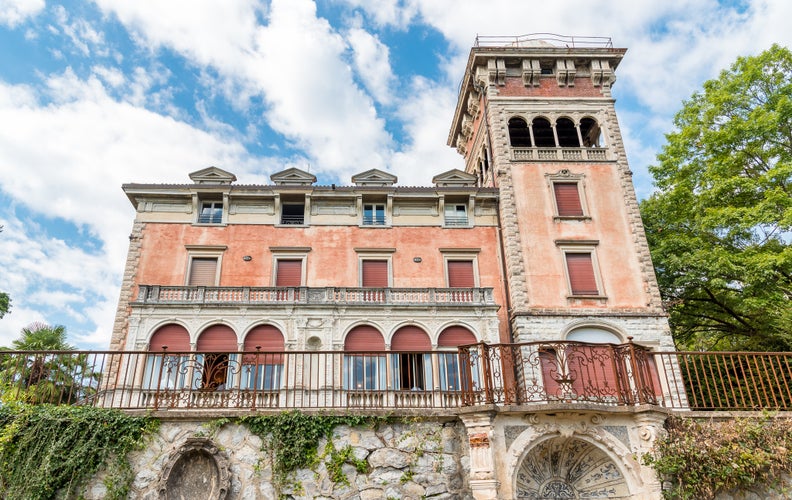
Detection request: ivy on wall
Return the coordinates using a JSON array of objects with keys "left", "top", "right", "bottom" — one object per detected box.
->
[
  {"left": 644, "top": 414, "right": 792, "bottom": 499},
  {"left": 0, "top": 404, "right": 158, "bottom": 500}
]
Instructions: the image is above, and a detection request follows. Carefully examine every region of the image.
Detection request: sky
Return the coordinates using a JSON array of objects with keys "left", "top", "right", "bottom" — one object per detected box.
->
[{"left": 0, "top": 0, "right": 789, "bottom": 349}]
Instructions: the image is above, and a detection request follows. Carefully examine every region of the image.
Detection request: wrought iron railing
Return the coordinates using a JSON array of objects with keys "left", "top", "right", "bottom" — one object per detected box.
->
[
  {"left": 511, "top": 147, "right": 609, "bottom": 162},
  {"left": 475, "top": 34, "right": 614, "bottom": 49},
  {"left": 0, "top": 345, "right": 789, "bottom": 412},
  {"left": 134, "top": 286, "right": 495, "bottom": 306}
]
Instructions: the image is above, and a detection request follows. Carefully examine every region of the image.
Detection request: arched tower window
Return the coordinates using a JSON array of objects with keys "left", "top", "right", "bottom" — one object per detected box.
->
[
  {"left": 579, "top": 117, "right": 601, "bottom": 147},
  {"left": 531, "top": 117, "right": 555, "bottom": 147},
  {"left": 508, "top": 117, "right": 532, "bottom": 147},
  {"left": 556, "top": 117, "right": 580, "bottom": 147}
]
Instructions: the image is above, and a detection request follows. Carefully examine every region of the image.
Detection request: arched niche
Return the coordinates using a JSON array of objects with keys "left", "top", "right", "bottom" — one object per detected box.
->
[
  {"left": 514, "top": 436, "right": 630, "bottom": 498},
  {"left": 159, "top": 438, "right": 230, "bottom": 500}
]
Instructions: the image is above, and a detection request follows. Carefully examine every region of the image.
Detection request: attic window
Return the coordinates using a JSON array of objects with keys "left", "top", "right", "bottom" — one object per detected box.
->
[{"left": 281, "top": 203, "right": 305, "bottom": 225}]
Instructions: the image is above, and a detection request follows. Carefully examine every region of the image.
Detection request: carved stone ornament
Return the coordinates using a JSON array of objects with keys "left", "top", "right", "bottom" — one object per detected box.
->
[
  {"left": 158, "top": 437, "right": 231, "bottom": 500},
  {"left": 469, "top": 432, "right": 491, "bottom": 448}
]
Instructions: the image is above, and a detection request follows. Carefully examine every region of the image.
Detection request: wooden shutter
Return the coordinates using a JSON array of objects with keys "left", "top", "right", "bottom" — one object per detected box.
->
[
  {"left": 553, "top": 183, "right": 584, "bottom": 217},
  {"left": 391, "top": 326, "right": 431, "bottom": 351},
  {"left": 244, "top": 325, "right": 285, "bottom": 364},
  {"left": 276, "top": 259, "right": 302, "bottom": 287},
  {"left": 189, "top": 257, "right": 217, "bottom": 286},
  {"left": 196, "top": 325, "right": 237, "bottom": 352},
  {"left": 566, "top": 253, "right": 598, "bottom": 295},
  {"left": 148, "top": 324, "right": 190, "bottom": 352},
  {"left": 344, "top": 326, "right": 385, "bottom": 352},
  {"left": 438, "top": 326, "right": 477, "bottom": 347},
  {"left": 362, "top": 260, "right": 388, "bottom": 287},
  {"left": 447, "top": 261, "right": 474, "bottom": 288}
]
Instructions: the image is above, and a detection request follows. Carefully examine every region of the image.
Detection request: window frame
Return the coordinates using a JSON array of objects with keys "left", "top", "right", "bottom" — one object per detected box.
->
[
  {"left": 547, "top": 170, "right": 590, "bottom": 220},
  {"left": 362, "top": 203, "right": 387, "bottom": 226},
  {"left": 355, "top": 248, "right": 395, "bottom": 288},
  {"left": 197, "top": 200, "right": 224, "bottom": 224},
  {"left": 441, "top": 249, "right": 480, "bottom": 288},
  {"left": 270, "top": 247, "right": 311, "bottom": 287},
  {"left": 443, "top": 203, "right": 470, "bottom": 227},
  {"left": 557, "top": 242, "right": 605, "bottom": 298},
  {"left": 184, "top": 245, "right": 226, "bottom": 286}
]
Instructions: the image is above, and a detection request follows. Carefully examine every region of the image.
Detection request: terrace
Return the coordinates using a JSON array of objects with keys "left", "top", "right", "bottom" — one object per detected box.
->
[{"left": 2, "top": 341, "right": 790, "bottom": 413}]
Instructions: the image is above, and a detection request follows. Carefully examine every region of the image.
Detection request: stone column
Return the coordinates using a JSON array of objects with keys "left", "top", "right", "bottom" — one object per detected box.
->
[{"left": 460, "top": 411, "right": 500, "bottom": 499}]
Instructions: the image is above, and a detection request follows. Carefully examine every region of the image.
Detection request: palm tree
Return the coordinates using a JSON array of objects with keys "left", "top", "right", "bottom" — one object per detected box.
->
[{"left": 0, "top": 323, "right": 99, "bottom": 404}]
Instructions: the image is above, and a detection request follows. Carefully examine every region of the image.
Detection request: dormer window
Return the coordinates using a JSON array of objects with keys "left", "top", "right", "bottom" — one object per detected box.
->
[
  {"left": 281, "top": 203, "right": 305, "bottom": 225},
  {"left": 198, "top": 201, "right": 223, "bottom": 224},
  {"left": 444, "top": 204, "right": 468, "bottom": 227},
  {"left": 363, "top": 204, "right": 386, "bottom": 226}
]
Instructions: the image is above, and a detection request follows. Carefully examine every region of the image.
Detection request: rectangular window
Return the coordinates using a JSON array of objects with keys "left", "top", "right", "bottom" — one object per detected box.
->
[
  {"left": 198, "top": 201, "right": 223, "bottom": 224},
  {"left": 361, "top": 260, "right": 389, "bottom": 287},
  {"left": 565, "top": 252, "right": 599, "bottom": 295},
  {"left": 188, "top": 257, "right": 218, "bottom": 286},
  {"left": 280, "top": 203, "right": 305, "bottom": 225},
  {"left": 444, "top": 204, "right": 468, "bottom": 226},
  {"left": 275, "top": 259, "right": 302, "bottom": 287},
  {"left": 363, "top": 204, "right": 386, "bottom": 225},
  {"left": 343, "top": 354, "right": 386, "bottom": 390},
  {"left": 553, "top": 183, "right": 584, "bottom": 217},
  {"left": 447, "top": 260, "right": 475, "bottom": 288}
]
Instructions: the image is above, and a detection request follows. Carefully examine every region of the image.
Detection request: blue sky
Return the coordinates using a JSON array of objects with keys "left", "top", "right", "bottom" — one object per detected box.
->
[{"left": 0, "top": 0, "right": 789, "bottom": 348}]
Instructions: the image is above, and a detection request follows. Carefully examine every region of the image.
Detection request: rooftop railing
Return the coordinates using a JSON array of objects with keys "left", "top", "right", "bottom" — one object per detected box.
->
[
  {"left": 511, "top": 147, "right": 609, "bottom": 162},
  {"left": 474, "top": 34, "right": 614, "bottom": 49},
  {"left": 134, "top": 285, "right": 495, "bottom": 307},
  {"left": 0, "top": 344, "right": 789, "bottom": 412}
]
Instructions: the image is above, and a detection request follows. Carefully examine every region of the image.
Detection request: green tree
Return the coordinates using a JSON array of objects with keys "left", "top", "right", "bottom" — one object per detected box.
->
[
  {"left": 0, "top": 323, "right": 98, "bottom": 404},
  {"left": 641, "top": 45, "right": 792, "bottom": 351},
  {"left": 0, "top": 226, "right": 9, "bottom": 319}
]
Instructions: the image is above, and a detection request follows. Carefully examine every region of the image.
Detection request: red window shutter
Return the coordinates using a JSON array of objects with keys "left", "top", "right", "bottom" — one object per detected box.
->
[
  {"left": 447, "top": 261, "right": 474, "bottom": 288},
  {"left": 390, "top": 326, "right": 431, "bottom": 351},
  {"left": 566, "top": 253, "right": 598, "bottom": 295},
  {"left": 196, "top": 325, "right": 238, "bottom": 352},
  {"left": 554, "top": 183, "right": 584, "bottom": 217},
  {"left": 148, "top": 324, "right": 190, "bottom": 352},
  {"left": 189, "top": 258, "right": 217, "bottom": 286},
  {"left": 362, "top": 260, "right": 388, "bottom": 287},
  {"left": 344, "top": 326, "right": 385, "bottom": 351},
  {"left": 276, "top": 260, "right": 302, "bottom": 287},
  {"left": 244, "top": 325, "right": 285, "bottom": 364},
  {"left": 437, "top": 326, "right": 477, "bottom": 347}
]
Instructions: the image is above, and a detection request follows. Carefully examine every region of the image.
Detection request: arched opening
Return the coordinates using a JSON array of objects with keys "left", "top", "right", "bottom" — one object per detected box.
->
[
  {"left": 579, "top": 117, "right": 601, "bottom": 147},
  {"left": 556, "top": 117, "right": 580, "bottom": 147},
  {"left": 242, "top": 325, "right": 284, "bottom": 390},
  {"left": 508, "top": 117, "right": 532, "bottom": 147},
  {"left": 144, "top": 324, "right": 190, "bottom": 390},
  {"left": 515, "top": 437, "right": 630, "bottom": 498},
  {"left": 437, "top": 326, "right": 478, "bottom": 391},
  {"left": 196, "top": 325, "right": 237, "bottom": 390},
  {"left": 391, "top": 326, "right": 431, "bottom": 390},
  {"left": 531, "top": 117, "right": 555, "bottom": 147},
  {"left": 343, "top": 326, "right": 385, "bottom": 390}
]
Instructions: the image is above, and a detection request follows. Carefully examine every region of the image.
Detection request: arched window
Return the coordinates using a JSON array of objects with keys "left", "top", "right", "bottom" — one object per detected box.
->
[
  {"left": 437, "top": 326, "right": 479, "bottom": 391},
  {"left": 242, "top": 325, "right": 285, "bottom": 390},
  {"left": 144, "top": 324, "right": 190, "bottom": 390},
  {"left": 391, "top": 326, "right": 432, "bottom": 390},
  {"left": 579, "top": 118, "right": 601, "bottom": 147},
  {"left": 196, "top": 325, "right": 237, "bottom": 390},
  {"left": 531, "top": 117, "right": 555, "bottom": 147},
  {"left": 343, "top": 326, "right": 386, "bottom": 390},
  {"left": 556, "top": 117, "right": 580, "bottom": 147},
  {"left": 508, "top": 117, "right": 532, "bottom": 147}
]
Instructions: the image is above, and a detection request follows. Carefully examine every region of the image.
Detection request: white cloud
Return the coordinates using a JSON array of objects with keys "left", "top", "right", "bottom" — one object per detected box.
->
[
  {"left": 346, "top": 27, "right": 395, "bottom": 105},
  {"left": 0, "top": 0, "right": 44, "bottom": 28}
]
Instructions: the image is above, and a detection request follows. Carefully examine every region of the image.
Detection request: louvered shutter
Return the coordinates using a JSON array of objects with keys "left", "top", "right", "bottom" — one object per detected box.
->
[
  {"left": 447, "top": 261, "right": 474, "bottom": 288},
  {"left": 189, "top": 258, "right": 217, "bottom": 286},
  {"left": 276, "top": 260, "right": 302, "bottom": 287},
  {"left": 553, "top": 183, "right": 584, "bottom": 217},
  {"left": 390, "top": 326, "right": 431, "bottom": 351},
  {"left": 344, "top": 326, "right": 385, "bottom": 352},
  {"left": 196, "top": 325, "right": 237, "bottom": 352},
  {"left": 362, "top": 260, "right": 388, "bottom": 287},
  {"left": 566, "top": 253, "right": 599, "bottom": 295},
  {"left": 437, "top": 326, "right": 477, "bottom": 347},
  {"left": 148, "top": 324, "right": 190, "bottom": 352}
]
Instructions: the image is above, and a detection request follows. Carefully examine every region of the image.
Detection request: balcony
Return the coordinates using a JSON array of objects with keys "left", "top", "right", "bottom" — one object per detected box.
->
[
  {"left": 511, "top": 147, "right": 609, "bottom": 162},
  {"left": 1, "top": 342, "right": 789, "bottom": 413},
  {"left": 135, "top": 285, "right": 495, "bottom": 307}
]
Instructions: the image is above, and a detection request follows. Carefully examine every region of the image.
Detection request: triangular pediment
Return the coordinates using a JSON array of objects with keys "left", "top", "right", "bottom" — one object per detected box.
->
[
  {"left": 270, "top": 167, "right": 317, "bottom": 186},
  {"left": 189, "top": 166, "right": 237, "bottom": 185},
  {"left": 432, "top": 169, "right": 477, "bottom": 187},
  {"left": 351, "top": 168, "right": 397, "bottom": 186}
]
